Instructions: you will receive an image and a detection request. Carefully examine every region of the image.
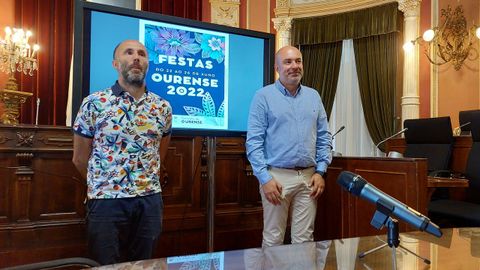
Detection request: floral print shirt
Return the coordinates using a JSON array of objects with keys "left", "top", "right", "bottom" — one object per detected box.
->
[{"left": 73, "top": 82, "right": 172, "bottom": 199}]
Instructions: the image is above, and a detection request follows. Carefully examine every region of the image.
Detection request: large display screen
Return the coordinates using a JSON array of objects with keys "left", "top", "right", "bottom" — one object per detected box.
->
[{"left": 73, "top": 1, "right": 275, "bottom": 136}]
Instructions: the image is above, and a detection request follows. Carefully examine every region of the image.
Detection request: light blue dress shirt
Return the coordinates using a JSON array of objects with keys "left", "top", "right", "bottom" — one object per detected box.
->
[{"left": 246, "top": 80, "right": 332, "bottom": 185}]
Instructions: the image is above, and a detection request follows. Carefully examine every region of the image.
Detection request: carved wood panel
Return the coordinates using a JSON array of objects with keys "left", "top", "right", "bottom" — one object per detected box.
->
[
  {"left": 330, "top": 157, "right": 428, "bottom": 238},
  {"left": 214, "top": 137, "right": 263, "bottom": 251},
  {"left": 0, "top": 125, "right": 431, "bottom": 267}
]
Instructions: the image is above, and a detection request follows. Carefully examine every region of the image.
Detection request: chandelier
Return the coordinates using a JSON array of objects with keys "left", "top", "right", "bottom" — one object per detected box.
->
[
  {"left": 403, "top": 5, "right": 480, "bottom": 71},
  {"left": 0, "top": 27, "right": 39, "bottom": 124}
]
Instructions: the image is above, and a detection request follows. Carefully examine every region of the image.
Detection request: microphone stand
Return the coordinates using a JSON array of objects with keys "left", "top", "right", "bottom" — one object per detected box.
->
[
  {"left": 332, "top": 126, "right": 345, "bottom": 139},
  {"left": 454, "top": 121, "right": 471, "bottom": 136},
  {"left": 375, "top": 128, "right": 408, "bottom": 151},
  {"left": 358, "top": 200, "right": 431, "bottom": 270},
  {"left": 331, "top": 126, "right": 345, "bottom": 156}
]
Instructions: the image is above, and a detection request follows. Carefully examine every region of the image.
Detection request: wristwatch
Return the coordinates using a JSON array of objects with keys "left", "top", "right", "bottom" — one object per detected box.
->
[{"left": 315, "top": 170, "right": 326, "bottom": 177}]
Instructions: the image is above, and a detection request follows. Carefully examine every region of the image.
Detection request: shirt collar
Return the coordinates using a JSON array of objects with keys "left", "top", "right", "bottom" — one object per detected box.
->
[
  {"left": 111, "top": 80, "right": 149, "bottom": 97},
  {"left": 274, "top": 80, "right": 302, "bottom": 97}
]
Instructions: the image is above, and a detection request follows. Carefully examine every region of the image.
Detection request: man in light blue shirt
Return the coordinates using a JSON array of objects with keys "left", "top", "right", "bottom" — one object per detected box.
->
[{"left": 246, "top": 46, "right": 332, "bottom": 247}]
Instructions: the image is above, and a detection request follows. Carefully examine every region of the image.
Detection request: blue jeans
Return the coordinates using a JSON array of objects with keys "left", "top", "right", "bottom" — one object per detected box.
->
[{"left": 86, "top": 193, "right": 163, "bottom": 265}]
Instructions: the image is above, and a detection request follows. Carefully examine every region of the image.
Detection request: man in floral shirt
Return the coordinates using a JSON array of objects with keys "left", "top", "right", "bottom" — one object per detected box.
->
[{"left": 72, "top": 40, "right": 172, "bottom": 265}]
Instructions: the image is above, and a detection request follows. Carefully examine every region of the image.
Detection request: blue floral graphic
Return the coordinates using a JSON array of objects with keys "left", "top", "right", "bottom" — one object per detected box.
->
[
  {"left": 145, "top": 25, "right": 226, "bottom": 64},
  {"left": 146, "top": 26, "right": 201, "bottom": 62},
  {"left": 195, "top": 33, "right": 226, "bottom": 64}
]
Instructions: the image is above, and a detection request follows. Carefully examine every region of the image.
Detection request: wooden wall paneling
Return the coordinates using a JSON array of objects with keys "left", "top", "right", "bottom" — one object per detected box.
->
[
  {"left": 315, "top": 161, "right": 346, "bottom": 241},
  {"left": 0, "top": 125, "right": 88, "bottom": 268},
  {"left": 1, "top": 222, "right": 87, "bottom": 267},
  {"left": 450, "top": 136, "right": 473, "bottom": 173},
  {"left": 0, "top": 125, "right": 433, "bottom": 267},
  {"left": 162, "top": 136, "right": 202, "bottom": 206},
  {"left": 349, "top": 169, "right": 412, "bottom": 237},
  {"left": 0, "top": 155, "right": 15, "bottom": 225},
  {"left": 214, "top": 137, "right": 263, "bottom": 251},
  {"left": 158, "top": 136, "right": 207, "bottom": 257},
  {"left": 14, "top": 151, "right": 34, "bottom": 223},
  {"left": 333, "top": 157, "right": 428, "bottom": 238},
  {"left": 215, "top": 155, "right": 243, "bottom": 206},
  {"left": 31, "top": 153, "right": 85, "bottom": 221}
]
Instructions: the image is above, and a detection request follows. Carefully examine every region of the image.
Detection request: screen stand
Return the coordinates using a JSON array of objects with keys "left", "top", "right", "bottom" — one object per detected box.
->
[
  {"left": 206, "top": 136, "right": 216, "bottom": 252},
  {"left": 358, "top": 200, "right": 431, "bottom": 270}
]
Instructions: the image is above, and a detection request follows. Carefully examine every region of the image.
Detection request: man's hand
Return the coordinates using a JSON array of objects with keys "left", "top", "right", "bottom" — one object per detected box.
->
[
  {"left": 309, "top": 173, "right": 325, "bottom": 199},
  {"left": 262, "top": 178, "right": 283, "bottom": 205}
]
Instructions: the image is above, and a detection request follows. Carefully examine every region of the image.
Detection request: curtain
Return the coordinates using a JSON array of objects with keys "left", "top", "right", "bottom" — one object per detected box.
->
[
  {"left": 292, "top": 2, "right": 401, "bottom": 154},
  {"left": 16, "top": 0, "right": 74, "bottom": 125},
  {"left": 300, "top": 42, "right": 342, "bottom": 117},
  {"left": 329, "top": 40, "right": 378, "bottom": 157},
  {"left": 353, "top": 33, "right": 397, "bottom": 151},
  {"left": 292, "top": 2, "right": 400, "bottom": 45},
  {"left": 142, "top": 0, "right": 202, "bottom": 20}
]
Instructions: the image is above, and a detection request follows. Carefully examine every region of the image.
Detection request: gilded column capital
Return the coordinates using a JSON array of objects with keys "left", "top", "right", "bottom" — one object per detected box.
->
[
  {"left": 398, "top": 0, "right": 421, "bottom": 17},
  {"left": 272, "top": 17, "right": 292, "bottom": 33},
  {"left": 276, "top": 0, "right": 290, "bottom": 8},
  {"left": 272, "top": 17, "right": 292, "bottom": 49},
  {"left": 210, "top": 0, "right": 240, "bottom": 27}
]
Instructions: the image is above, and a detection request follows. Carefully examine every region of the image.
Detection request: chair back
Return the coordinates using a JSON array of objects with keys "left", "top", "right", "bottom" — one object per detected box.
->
[
  {"left": 459, "top": 109, "right": 480, "bottom": 135},
  {"left": 465, "top": 112, "right": 480, "bottom": 202},
  {"left": 403, "top": 117, "right": 454, "bottom": 173}
]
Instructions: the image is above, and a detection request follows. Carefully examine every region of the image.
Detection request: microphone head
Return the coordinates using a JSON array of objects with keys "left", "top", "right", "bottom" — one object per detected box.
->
[
  {"left": 425, "top": 222, "right": 442, "bottom": 237},
  {"left": 337, "top": 171, "right": 367, "bottom": 196}
]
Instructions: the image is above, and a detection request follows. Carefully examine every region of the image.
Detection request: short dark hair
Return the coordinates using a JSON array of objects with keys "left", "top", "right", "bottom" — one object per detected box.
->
[{"left": 112, "top": 42, "right": 122, "bottom": 60}]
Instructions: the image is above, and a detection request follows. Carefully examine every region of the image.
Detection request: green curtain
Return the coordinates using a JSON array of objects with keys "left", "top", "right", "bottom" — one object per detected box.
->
[
  {"left": 353, "top": 33, "right": 397, "bottom": 151},
  {"left": 292, "top": 2, "right": 399, "bottom": 45},
  {"left": 291, "top": 2, "right": 400, "bottom": 150},
  {"left": 301, "top": 42, "right": 343, "bottom": 118}
]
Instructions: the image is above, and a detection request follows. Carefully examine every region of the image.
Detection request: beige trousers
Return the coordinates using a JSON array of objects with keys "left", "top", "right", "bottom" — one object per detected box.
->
[{"left": 260, "top": 167, "right": 317, "bottom": 247}]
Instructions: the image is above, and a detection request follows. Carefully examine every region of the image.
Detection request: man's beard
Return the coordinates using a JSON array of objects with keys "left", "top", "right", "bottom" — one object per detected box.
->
[{"left": 121, "top": 63, "right": 146, "bottom": 87}]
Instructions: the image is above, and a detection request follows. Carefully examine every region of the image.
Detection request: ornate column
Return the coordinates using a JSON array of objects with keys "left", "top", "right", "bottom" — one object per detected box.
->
[
  {"left": 399, "top": 234, "right": 420, "bottom": 270},
  {"left": 398, "top": 0, "right": 422, "bottom": 123},
  {"left": 210, "top": 0, "right": 241, "bottom": 27},
  {"left": 272, "top": 0, "right": 293, "bottom": 50},
  {"left": 272, "top": 17, "right": 292, "bottom": 50}
]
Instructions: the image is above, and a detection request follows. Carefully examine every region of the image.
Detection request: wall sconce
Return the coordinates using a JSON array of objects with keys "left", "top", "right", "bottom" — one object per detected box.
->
[
  {"left": 0, "top": 27, "right": 39, "bottom": 124},
  {"left": 403, "top": 5, "right": 480, "bottom": 71}
]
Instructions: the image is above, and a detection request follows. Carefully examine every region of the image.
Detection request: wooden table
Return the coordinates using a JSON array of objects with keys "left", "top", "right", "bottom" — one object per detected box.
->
[{"left": 427, "top": 176, "right": 469, "bottom": 201}]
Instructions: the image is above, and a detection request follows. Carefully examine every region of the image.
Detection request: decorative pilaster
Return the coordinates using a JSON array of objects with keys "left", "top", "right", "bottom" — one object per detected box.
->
[
  {"left": 399, "top": 234, "right": 420, "bottom": 269},
  {"left": 272, "top": 17, "right": 293, "bottom": 50},
  {"left": 276, "top": 0, "right": 289, "bottom": 8},
  {"left": 15, "top": 149, "right": 34, "bottom": 222},
  {"left": 398, "top": 0, "right": 422, "bottom": 123},
  {"left": 210, "top": 0, "right": 240, "bottom": 27},
  {"left": 275, "top": 0, "right": 291, "bottom": 17}
]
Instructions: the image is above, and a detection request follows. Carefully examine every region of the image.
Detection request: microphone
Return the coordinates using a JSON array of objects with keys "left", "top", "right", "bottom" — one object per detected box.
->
[
  {"left": 375, "top": 128, "right": 408, "bottom": 150},
  {"left": 337, "top": 171, "right": 442, "bottom": 237},
  {"left": 332, "top": 125, "right": 345, "bottom": 139}
]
